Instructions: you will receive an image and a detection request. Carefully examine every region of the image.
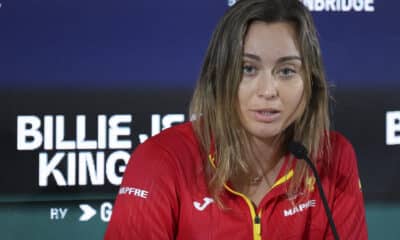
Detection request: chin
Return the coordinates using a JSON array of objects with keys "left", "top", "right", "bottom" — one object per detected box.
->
[
  {"left": 247, "top": 128, "right": 283, "bottom": 141},
  {"left": 240, "top": 119, "right": 287, "bottom": 142}
]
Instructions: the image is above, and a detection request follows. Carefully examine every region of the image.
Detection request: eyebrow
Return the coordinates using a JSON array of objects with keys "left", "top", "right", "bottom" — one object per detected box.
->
[
  {"left": 243, "top": 53, "right": 262, "bottom": 61},
  {"left": 243, "top": 53, "right": 302, "bottom": 63}
]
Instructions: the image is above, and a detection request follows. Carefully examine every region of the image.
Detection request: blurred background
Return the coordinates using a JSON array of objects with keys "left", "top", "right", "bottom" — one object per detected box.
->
[{"left": 0, "top": 0, "right": 399, "bottom": 239}]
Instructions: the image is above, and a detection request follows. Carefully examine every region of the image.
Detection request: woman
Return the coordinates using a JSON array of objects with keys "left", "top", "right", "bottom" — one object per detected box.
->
[{"left": 105, "top": 0, "right": 368, "bottom": 239}]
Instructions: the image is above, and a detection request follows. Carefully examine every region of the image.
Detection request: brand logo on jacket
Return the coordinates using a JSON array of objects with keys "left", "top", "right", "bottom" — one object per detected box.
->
[
  {"left": 119, "top": 186, "right": 149, "bottom": 199},
  {"left": 283, "top": 199, "right": 316, "bottom": 217},
  {"left": 193, "top": 197, "right": 214, "bottom": 211}
]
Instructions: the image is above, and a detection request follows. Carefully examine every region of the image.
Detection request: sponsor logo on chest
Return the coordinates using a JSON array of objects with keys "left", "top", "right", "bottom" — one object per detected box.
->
[{"left": 283, "top": 199, "right": 316, "bottom": 217}]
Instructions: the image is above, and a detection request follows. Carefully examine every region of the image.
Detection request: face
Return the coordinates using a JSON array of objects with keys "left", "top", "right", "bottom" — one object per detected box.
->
[{"left": 238, "top": 21, "right": 305, "bottom": 144}]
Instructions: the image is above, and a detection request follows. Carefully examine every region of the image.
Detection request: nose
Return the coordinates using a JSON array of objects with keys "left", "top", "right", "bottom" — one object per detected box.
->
[{"left": 257, "top": 71, "right": 278, "bottom": 99}]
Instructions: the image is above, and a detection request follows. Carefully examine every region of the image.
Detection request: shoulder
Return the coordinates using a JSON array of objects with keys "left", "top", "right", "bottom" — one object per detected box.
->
[
  {"left": 130, "top": 121, "right": 201, "bottom": 167},
  {"left": 121, "top": 121, "right": 206, "bottom": 196},
  {"left": 324, "top": 131, "right": 359, "bottom": 176},
  {"left": 150, "top": 121, "right": 197, "bottom": 144},
  {"left": 328, "top": 131, "right": 356, "bottom": 160},
  {"left": 328, "top": 131, "right": 353, "bottom": 148},
  {"left": 121, "top": 122, "right": 200, "bottom": 184},
  {"left": 141, "top": 121, "right": 199, "bottom": 153}
]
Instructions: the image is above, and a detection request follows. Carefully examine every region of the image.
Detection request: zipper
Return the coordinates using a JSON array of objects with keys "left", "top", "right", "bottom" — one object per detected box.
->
[
  {"left": 254, "top": 211, "right": 262, "bottom": 239},
  {"left": 220, "top": 170, "right": 293, "bottom": 240},
  {"left": 208, "top": 154, "right": 294, "bottom": 240},
  {"left": 223, "top": 184, "right": 262, "bottom": 240},
  {"left": 208, "top": 155, "right": 263, "bottom": 239}
]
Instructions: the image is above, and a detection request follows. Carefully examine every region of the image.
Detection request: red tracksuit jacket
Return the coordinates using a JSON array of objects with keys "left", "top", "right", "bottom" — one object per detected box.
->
[{"left": 104, "top": 122, "right": 368, "bottom": 239}]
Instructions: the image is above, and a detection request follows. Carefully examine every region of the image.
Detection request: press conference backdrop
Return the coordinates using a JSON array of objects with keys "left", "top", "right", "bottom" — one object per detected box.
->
[{"left": 0, "top": 0, "right": 399, "bottom": 239}]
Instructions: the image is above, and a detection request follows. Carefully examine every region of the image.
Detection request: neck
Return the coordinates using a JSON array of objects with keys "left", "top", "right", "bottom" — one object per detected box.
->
[
  {"left": 249, "top": 135, "right": 284, "bottom": 166},
  {"left": 231, "top": 135, "right": 286, "bottom": 195}
]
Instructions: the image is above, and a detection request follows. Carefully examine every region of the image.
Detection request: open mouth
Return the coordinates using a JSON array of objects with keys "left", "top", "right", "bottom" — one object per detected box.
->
[
  {"left": 258, "top": 110, "right": 280, "bottom": 115},
  {"left": 253, "top": 109, "right": 281, "bottom": 122}
]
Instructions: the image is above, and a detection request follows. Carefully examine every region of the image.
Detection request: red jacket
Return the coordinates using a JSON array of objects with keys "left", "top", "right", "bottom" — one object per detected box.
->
[{"left": 104, "top": 122, "right": 368, "bottom": 239}]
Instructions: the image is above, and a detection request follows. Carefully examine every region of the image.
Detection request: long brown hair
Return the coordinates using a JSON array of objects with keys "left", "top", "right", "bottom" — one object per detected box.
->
[{"left": 190, "top": 0, "right": 330, "bottom": 203}]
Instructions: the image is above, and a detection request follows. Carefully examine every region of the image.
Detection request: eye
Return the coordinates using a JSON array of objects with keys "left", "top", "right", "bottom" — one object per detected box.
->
[
  {"left": 276, "top": 67, "right": 297, "bottom": 79},
  {"left": 242, "top": 64, "right": 257, "bottom": 76}
]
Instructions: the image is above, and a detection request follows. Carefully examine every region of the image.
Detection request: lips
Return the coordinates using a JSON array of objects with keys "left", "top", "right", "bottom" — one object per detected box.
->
[{"left": 252, "top": 108, "right": 281, "bottom": 123}]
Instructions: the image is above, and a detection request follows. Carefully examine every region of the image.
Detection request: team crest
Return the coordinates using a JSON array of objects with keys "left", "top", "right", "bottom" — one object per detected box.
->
[{"left": 305, "top": 176, "right": 316, "bottom": 193}]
